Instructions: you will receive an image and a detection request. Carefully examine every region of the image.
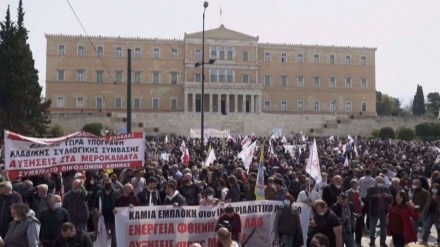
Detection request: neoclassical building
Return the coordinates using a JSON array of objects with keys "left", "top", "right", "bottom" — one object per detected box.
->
[{"left": 46, "top": 25, "right": 377, "bottom": 117}]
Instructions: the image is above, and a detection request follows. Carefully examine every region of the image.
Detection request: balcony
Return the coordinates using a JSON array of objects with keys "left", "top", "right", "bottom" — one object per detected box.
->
[{"left": 184, "top": 81, "right": 263, "bottom": 90}]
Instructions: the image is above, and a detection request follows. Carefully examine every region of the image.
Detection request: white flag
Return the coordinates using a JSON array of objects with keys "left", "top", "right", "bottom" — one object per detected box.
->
[
  {"left": 328, "top": 136, "right": 334, "bottom": 142},
  {"left": 348, "top": 135, "right": 354, "bottom": 143},
  {"left": 281, "top": 136, "right": 287, "bottom": 144},
  {"left": 306, "top": 138, "right": 322, "bottom": 183},
  {"left": 301, "top": 135, "right": 306, "bottom": 142},
  {"left": 238, "top": 141, "right": 256, "bottom": 170},
  {"left": 354, "top": 144, "right": 359, "bottom": 157},
  {"left": 164, "top": 135, "right": 169, "bottom": 144},
  {"left": 241, "top": 136, "right": 250, "bottom": 149},
  {"left": 344, "top": 155, "right": 349, "bottom": 167},
  {"left": 204, "top": 148, "right": 216, "bottom": 167}
]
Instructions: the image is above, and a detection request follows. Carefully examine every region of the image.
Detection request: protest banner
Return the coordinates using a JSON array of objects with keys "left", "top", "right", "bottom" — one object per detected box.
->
[
  {"left": 114, "top": 201, "right": 310, "bottom": 247},
  {"left": 4, "top": 130, "right": 145, "bottom": 179}
]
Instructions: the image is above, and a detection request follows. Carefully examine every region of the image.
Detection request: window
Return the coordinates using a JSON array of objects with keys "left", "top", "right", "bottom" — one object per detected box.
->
[
  {"left": 96, "top": 97, "right": 104, "bottom": 109},
  {"left": 297, "top": 53, "right": 304, "bottom": 63},
  {"left": 152, "top": 98, "right": 159, "bottom": 109},
  {"left": 135, "top": 47, "right": 141, "bottom": 58},
  {"left": 330, "top": 54, "right": 335, "bottom": 64},
  {"left": 210, "top": 69, "right": 217, "bottom": 82},
  {"left": 134, "top": 98, "right": 141, "bottom": 109},
  {"left": 281, "top": 53, "right": 287, "bottom": 63},
  {"left": 264, "top": 75, "right": 271, "bottom": 86},
  {"left": 153, "top": 48, "right": 160, "bottom": 58},
  {"left": 264, "top": 100, "right": 271, "bottom": 110},
  {"left": 170, "top": 72, "right": 178, "bottom": 84},
  {"left": 58, "top": 45, "right": 65, "bottom": 56},
  {"left": 314, "top": 101, "right": 320, "bottom": 111},
  {"left": 171, "top": 48, "right": 178, "bottom": 59},
  {"left": 281, "top": 100, "right": 287, "bottom": 111},
  {"left": 330, "top": 101, "right": 336, "bottom": 112},
  {"left": 115, "top": 98, "right": 122, "bottom": 109},
  {"left": 116, "top": 47, "right": 123, "bottom": 57},
  {"left": 170, "top": 99, "right": 177, "bottom": 110},
  {"left": 76, "top": 97, "right": 84, "bottom": 108},
  {"left": 297, "top": 101, "right": 304, "bottom": 111},
  {"left": 76, "top": 70, "right": 85, "bottom": 82},
  {"left": 96, "top": 71, "right": 104, "bottom": 83},
  {"left": 115, "top": 71, "right": 123, "bottom": 83},
  {"left": 264, "top": 52, "right": 270, "bottom": 62},
  {"left": 227, "top": 47, "right": 233, "bottom": 60},
  {"left": 313, "top": 54, "right": 320, "bottom": 64},
  {"left": 152, "top": 72, "right": 160, "bottom": 84},
  {"left": 77, "top": 45, "right": 85, "bottom": 56},
  {"left": 313, "top": 76, "right": 320, "bottom": 88},
  {"left": 345, "top": 55, "right": 351, "bottom": 64},
  {"left": 219, "top": 46, "right": 225, "bottom": 60},
  {"left": 195, "top": 73, "right": 201, "bottom": 82},
  {"left": 227, "top": 69, "right": 233, "bottom": 83},
  {"left": 56, "top": 97, "right": 64, "bottom": 108},
  {"left": 135, "top": 72, "right": 141, "bottom": 84},
  {"left": 361, "top": 78, "right": 367, "bottom": 88},
  {"left": 242, "top": 51, "right": 249, "bottom": 61},
  {"left": 195, "top": 49, "right": 201, "bottom": 60},
  {"left": 281, "top": 76, "right": 288, "bottom": 87},
  {"left": 361, "top": 102, "right": 368, "bottom": 112},
  {"left": 345, "top": 101, "right": 352, "bottom": 112},
  {"left": 297, "top": 76, "right": 304, "bottom": 87},
  {"left": 345, "top": 77, "right": 352, "bottom": 88},
  {"left": 242, "top": 74, "right": 249, "bottom": 83},
  {"left": 219, "top": 69, "right": 225, "bottom": 83},
  {"left": 329, "top": 77, "right": 336, "bottom": 88},
  {"left": 97, "top": 46, "right": 104, "bottom": 57},
  {"left": 361, "top": 56, "right": 366, "bottom": 65},
  {"left": 57, "top": 70, "right": 65, "bottom": 81},
  {"left": 211, "top": 46, "right": 217, "bottom": 59}
]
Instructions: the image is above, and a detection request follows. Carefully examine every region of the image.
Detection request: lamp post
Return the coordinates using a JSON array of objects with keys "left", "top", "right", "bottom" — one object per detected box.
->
[{"left": 201, "top": 1, "right": 208, "bottom": 147}]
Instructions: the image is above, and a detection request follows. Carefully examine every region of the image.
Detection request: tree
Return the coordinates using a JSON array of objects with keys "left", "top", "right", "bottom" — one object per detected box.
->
[
  {"left": 412, "top": 84, "right": 426, "bottom": 116},
  {"left": 0, "top": 1, "right": 51, "bottom": 138},
  {"left": 376, "top": 91, "right": 406, "bottom": 116},
  {"left": 426, "top": 92, "right": 440, "bottom": 117}
]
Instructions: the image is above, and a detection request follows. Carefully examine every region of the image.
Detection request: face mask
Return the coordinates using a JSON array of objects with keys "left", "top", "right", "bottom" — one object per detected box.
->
[
  {"left": 207, "top": 195, "right": 214, "bottom": 200},
  {"left": 432, "top": 189, "right": 439, "bottom": 194},
  {"left": 283, "top": 200, "right": 291, "bottom": 207},
  {"left": 412, "top": 185, "right": 418, "bottom": 190},
  {"left": 271, "top": 184, "right": 276, "bottom": 189},
  {"left": 318, "top": 212, "right": 325, "bottom": 216},
  {"left": 54, "top": 202, "right": 62, "bottom": 209},
  {"left": 104, "top": 184, "right": 112, "bottom": 190},
  {"left": 377, "top": 183, "right": 384, "bottom": 187}
]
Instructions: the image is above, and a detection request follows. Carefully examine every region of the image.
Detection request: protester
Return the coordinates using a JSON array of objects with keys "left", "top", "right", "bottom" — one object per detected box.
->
[
  {"left": 297, "top": 179, "right": 320, "bottom": 208},
  {"left": 93, "top": 178, "right": 118, "bottom": 247},
  {"left": 0, "top": 181, "right": 22, "bottom": 238},
  {"left": 4, "top": 203, "right": 40, "bottom": 247},
  {"left": 216, "top": 227, "right": 241, "bottom": 247},
  {"left": 114, "top": 183, "right": 140, "bottom": 209},
  {"left": 331, "top": 193, "right": 355, "bottom": 247},
  {"left": 131, "top": 169, "right": 146, "bottom": 195},
  {"left": 264, "top": 177, "right": 276, "bottom": 200},
  {"left": 367, "top": 176, "right": 392, "bottom": 247},
  {"left": 62, "top": 179, "right": 89, "bottom": 232},
  {"left": 163, "top": 180, "right": 187, "bottom": 206},
  {"left": 387, "top": 190, "right": 418, "bottom": 247},
  {"left": 137, "top": 176, "right": 161, "bottom": 206},
  {"left": 110, "top": 173, "right": 124, "bottom": 193},
  {"left": 359, "top": 169, "right": 375, "bottom": 231},
  {"left": 39, "top": 195, "right": 69, "bottom": 247},
  {"left": 322, "top": 175, "right": 342, "bottom": 208},
  {"left": 218, "top": 178, "right": 229, "bottom": 202},
  {"left": 273, "top": 177, "right": 288, "bottom": 201},
  {"left": 346, "top": 179, "right": 363, "bottom": 245},
  {"left": 30, "top": 184, "right": 52, "bottom": 219},
  {"left": 309, "top": 200, "right": 342, "bottom": 247},
  {"left": 420, "top": 183, "right": 440, "bottom": 245},
  {"left": 179, "top": 173, "right": 202, "bottom": 205},
  {"left": 199, "top": 187, "right": 220, "bottom": 206},
  {"left": 52, "top": 222, "right": 93, "bottom": 247},
  {"left": 224, "top": 175, "right": 241, "bottom": 203},
  {"left": 217, "top": 205, "right": 242, "bottom": 244},
  {"left": 273, "top": 194, "right": 303, "bottom": 247},
  {"left": 411, "top": 178, "right": 428, "bottom": 232},
  {"left": 310, "top": 233, "right": 330, "bottom": 247}
]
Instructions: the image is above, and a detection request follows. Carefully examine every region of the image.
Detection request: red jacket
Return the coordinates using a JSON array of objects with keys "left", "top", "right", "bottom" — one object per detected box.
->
[{"left": 387, "top": 204, "right": 418, "bottom": 244}]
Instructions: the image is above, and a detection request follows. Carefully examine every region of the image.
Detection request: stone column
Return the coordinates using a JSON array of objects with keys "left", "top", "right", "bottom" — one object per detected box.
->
[
  {"left": 242, "top": 94, "right": 246, "bottom": 113},
  {"left": 251, "top": 94, "right": 255, "bottom": 113},
  {"left": 209, "top": 93, "right": 213, "bottom": 113},
  {"left": 184, "top": 93, "right": 188, "bottom": 113},
  {"left": 192, "top": 93, "right": 196, "bottom": 113},
  {"left": 234, "top": 94, "right": 238, "bottom": 113},
  {"left": 218, "top": 94, "right": 221, "bottom": 113},
  {"left": 226, "top": 94, "right": 230, "bottom": 114},
  {"left": 257, "top": 94, "right": 261, "bottom": 114}
]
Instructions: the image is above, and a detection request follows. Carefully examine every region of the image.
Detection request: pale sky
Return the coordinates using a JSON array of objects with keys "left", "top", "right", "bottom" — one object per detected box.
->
[{"left": 1, "top": 0, "right": 440, "bottom": 107}]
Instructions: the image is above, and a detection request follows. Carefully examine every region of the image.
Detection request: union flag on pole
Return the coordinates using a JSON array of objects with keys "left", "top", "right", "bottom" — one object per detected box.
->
[
  {"left": 306, "top": 138, "right": 322, "bottom": 183},
  {"left": 254, "top": 144, "right": 265, "bottom": 200},
  {"left": 180, "top": 141, "right": 189, "bottom": 165}
]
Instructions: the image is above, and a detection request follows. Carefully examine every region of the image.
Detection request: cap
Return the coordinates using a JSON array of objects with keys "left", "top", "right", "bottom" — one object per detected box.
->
[
  {"left": 225, "top": 205, "right": 234, "bottom": 213},
  {"left": 74, "top": 173, "right": 84, "bottom": 179}
]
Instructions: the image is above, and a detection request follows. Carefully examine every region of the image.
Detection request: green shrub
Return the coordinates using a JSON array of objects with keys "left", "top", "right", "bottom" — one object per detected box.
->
[
  {"left": 397, "top": 127, "right": 415, "bottom": 140},
  {"left": 378, "top": 127, "right": 395, "bottom": 139},
  {"left": 49, "top": 124, "right": 65, "bottom": 137},
  {"left": 371, "top": 129, "right": 379, "bottom": 138}
]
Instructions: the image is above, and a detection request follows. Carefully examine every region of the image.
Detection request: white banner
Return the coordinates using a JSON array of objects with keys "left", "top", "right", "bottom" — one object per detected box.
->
[
  {"left": 4, "top": 130, "right": 145, "bottom": 179},
  {"left": 189, "top": 128, "right": 230, "bottom": 138},
  {"left": 115, "top": 201, "right": 310, "bottom": 247}
]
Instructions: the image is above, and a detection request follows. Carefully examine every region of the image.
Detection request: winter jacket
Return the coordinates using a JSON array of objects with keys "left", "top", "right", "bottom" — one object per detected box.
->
[{"left": 63, "top": 190, "right": 89, "bottom": 227}]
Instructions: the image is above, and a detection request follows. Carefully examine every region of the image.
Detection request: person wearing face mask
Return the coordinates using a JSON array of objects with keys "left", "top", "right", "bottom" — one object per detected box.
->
[
  {"left": 264, "top": 177, "right": 277, "bottom": 200},
  {"left": 310, "top": 233, "right": 330, "bottom": 247},
  {"left": 52, "top": 222, "right": 93, "bottom": 247},
  {"left": 199, "top": 187, "right": 219, "bottom": 206},
  {"left": 331, "top": 193, "right": 355, "bottom": 247},
  {"left": 411, "top": 179, "right": 428, "bottom": 233},
  {"left": 366, "top": 176, "right": 392, "bottom": 247},
  {"left": 62, "top": 179, "right": 89, "bottom": 233},
  {"left": 322, "top": 175, "right": 342, "bottom": 208},
  {"left": 114, "top": 184, "right": 140, "bottom": 213},
  {"left": 217, "top": 206, "right": 242, "bottom": 245},
  {"left": 93, "top": 178, "right": 118, "bottom": 247},
  {"left": 39, "top": 195, "right": 69, "bottom": 247},
  {"left": 346, "top": 179, "right": 363, "bottom": 245},
  {"left": 4, "top": 203, "right": 40, "bottom": 247},
  {"left": 308, "top": 200, "right": 342, "bottom": 247},
  {"left": 273, "top": 194, "right": 303, "bottom": 247},
  {"left": 420, "top": 183, "right": 440, "bottom": 245}
]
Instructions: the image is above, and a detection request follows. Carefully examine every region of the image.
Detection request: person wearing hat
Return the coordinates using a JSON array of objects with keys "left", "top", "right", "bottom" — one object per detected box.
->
[{"left": 217, "top": 205, "right": 242, "bottom": 245}]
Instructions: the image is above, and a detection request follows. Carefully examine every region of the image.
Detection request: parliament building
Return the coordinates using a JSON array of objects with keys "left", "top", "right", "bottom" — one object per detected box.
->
[{"left": 45, "top": 25, "right": 377, "bottom": 118}]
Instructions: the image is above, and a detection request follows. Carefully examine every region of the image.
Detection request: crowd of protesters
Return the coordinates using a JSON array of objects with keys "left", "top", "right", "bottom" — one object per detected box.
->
[{"left": 0, "top": 134, "right": 439, "bottom": 247}]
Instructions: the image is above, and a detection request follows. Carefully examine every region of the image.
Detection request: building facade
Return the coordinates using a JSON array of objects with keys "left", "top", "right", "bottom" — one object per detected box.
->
[{"left": 46, "top": 25, "right": 377, "bottom": 117}]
